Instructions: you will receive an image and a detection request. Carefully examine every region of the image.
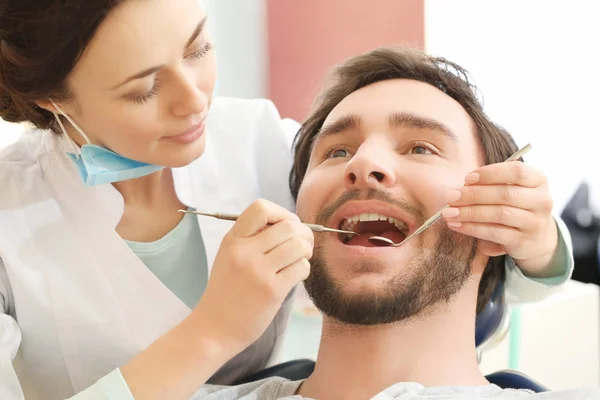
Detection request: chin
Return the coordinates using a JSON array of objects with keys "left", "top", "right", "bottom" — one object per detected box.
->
[
  {"left": 341, "top": 276, "right": 396, "bottom": 296},
  {"left": 323, "top": 247, "right": 412, "bottom": 276},
  {"left": 337, "top": 262, "right": 411, "bottom": 290}
]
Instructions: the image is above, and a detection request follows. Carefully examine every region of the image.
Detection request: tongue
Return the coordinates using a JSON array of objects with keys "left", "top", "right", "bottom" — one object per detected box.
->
[{"left": 346, "top": 230, "right": 405, "bottom": 247}]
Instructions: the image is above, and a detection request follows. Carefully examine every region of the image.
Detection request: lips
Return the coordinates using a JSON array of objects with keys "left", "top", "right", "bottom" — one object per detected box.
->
[
  {"left": 164, "top": 118, "right": 207, "bottom": 144},
  {"left": 341, "top": 212, "right": 408, "bottom": 234},
  {"left": 331, "top": 201, "right": 417, "bottom": 235},
  {"left": 340, "top": 215, "right": 407, "bottom": 247},
  {"left": 327, "top": 201, "right": 419, "bottom": 248}
]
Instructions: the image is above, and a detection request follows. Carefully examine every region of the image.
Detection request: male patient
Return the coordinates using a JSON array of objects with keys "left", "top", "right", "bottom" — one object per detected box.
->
[{"left": 197, "top": 47, "right": 598, "bottom": 399}]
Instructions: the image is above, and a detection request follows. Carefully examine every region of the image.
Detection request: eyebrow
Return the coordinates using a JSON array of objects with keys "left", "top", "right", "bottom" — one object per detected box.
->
[
  {"left": 312, "top": 111, "right": 458, "bottom": 151},
  {"left": 318, "top": 115, "right": 362, "bottom": 139},
  {"left": 311, "top": 115, "right": 361, "bottom": 151},
  {"left": 112, "top": 17, "right": 208, "bottom": 89},
  {"left": 389, "top": 111, "right": 458, "bottom": 141}
]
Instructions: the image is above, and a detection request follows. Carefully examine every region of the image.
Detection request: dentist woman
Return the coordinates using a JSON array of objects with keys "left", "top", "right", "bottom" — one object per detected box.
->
[{"left": 0, "top": 0, "right": 573, "bottom": 399}]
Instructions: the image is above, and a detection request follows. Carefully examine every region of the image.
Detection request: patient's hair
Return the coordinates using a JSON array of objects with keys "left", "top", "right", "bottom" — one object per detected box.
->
[
  {"left": 289, "top": 46, "right": 517, "bottom": 313},
  {"left": 0, "top": 0, "right": 126, "bottom": 133}
]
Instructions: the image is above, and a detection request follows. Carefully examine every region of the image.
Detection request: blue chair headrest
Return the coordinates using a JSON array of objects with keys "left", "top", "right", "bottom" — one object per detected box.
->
[
  {"left": 486, "top": 370, "right": 549, "bottom": 392},
  {"left": 475, "top": 280, "right": 506, "bottom": 347}
]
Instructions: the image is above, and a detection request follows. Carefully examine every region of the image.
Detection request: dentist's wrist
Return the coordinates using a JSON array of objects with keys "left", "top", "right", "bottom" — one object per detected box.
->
[
  {"left": 514, "top": 219, "right": 562, "bottom": 279},
  {"left": 120, "top": 312, "right": 236, "bottom": 400}
]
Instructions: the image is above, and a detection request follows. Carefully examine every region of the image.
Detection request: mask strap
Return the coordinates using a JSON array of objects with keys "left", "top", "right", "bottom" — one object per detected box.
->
[
  {"left": 49, "top": 99, "right": 92, "bottom": 145},
  {"left": 52, "top": 111, "right": 81, "bottom": 156}
]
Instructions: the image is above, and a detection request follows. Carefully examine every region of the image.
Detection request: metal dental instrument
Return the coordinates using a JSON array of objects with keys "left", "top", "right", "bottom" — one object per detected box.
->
[
  {"left": 178, "top": 210, "right": 359, "bottom": 236},
  {"left": 368, "top": 143, "right": 533, "bottom": 247}
]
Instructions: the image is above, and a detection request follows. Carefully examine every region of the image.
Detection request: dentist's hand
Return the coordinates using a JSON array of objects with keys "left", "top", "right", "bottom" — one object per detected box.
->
[
  {"left": 441, "top": 161, "right": 561, "bottom": 278},
  {"left": 121, "top": 200, "right": 312, "bottom": 400},
  {"left": 194, "top": 199, "right": 313, "bottom": 356}
]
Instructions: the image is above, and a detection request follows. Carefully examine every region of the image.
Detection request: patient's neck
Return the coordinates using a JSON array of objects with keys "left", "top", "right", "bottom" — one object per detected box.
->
[{"left": 298, "top": 279, "right": 488, "bottom": 400}]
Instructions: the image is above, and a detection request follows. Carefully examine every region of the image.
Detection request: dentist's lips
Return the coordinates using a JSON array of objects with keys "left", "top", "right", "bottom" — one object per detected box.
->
[{"left": 163, "top": 121, "right": 206, "bottom": 144}]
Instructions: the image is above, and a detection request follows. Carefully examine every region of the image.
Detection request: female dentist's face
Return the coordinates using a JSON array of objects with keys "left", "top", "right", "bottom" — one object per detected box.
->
[{"left": 43, "top": 0, "right": 217, "bottom": 168}]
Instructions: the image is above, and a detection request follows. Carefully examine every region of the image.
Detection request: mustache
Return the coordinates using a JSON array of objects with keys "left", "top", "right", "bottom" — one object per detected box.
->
[{"left": 315, "top": 188, "right": 427, "bottom": 226}]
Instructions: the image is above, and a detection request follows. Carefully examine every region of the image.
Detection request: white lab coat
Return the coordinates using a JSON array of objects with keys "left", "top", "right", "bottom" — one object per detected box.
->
[
  {"left": 0, "top": 98, "right": 298, "bottom": 399},
  {"left": 0, "top": 97, "right": 573, "bottom": 400}
]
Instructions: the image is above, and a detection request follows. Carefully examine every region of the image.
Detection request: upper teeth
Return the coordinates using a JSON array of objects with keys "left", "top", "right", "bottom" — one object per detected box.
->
[{"left": 341, "top": 213, "right": 408, "bottom": 234}]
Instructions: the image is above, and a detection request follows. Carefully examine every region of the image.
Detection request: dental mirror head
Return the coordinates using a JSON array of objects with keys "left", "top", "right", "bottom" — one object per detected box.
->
[{"left": 368, "top": 235, "right": 404, "bottom": 247}]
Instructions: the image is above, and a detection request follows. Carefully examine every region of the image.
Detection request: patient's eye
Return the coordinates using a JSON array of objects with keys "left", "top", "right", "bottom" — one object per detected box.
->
[
  {"left": 323, "top": 146, "right": 351, "bottom": 160},
  {"left": 330, "top": 149, "right": 348, "bottom": 158},
  {"left": 409, "top": 142, "right": 436, "bottom": 155}
]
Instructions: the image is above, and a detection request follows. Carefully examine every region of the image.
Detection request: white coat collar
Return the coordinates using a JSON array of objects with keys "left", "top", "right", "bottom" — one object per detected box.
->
[
  {"left": 43, "top": 131, "right": 125, "bottom": 228},
  {"left": 46, "top": 129, "right": 223, "bottom": 274}
]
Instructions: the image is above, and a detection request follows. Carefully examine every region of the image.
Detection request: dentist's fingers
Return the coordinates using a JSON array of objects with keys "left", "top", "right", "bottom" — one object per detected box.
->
[
  {"left": 464, "top": 161, "right": 547, "bottom": 188},
  {"left": 277, "top": 258, "right": 311, "bottom": 290},
  {"left": 199, "top": 199, "right": 313, "bottom": 360},
  {"left": 229, "top": 199, "right": 299, "bottom": 238},
  {"left": 252, "top": 219, "right": 314, "bottom": 254},
  {"left": 447, "top": 221, "right": 521, "bottom": 250},
  {"left": 441, "top": 205, "right": 534, "bottom": 230},
  {"left": 444, "top": 185, "right": 543, "bottom": 211},
  {"left": 477, "top": 240, "right": 507, "bottom": 257},
  {"left": 265, "top": 236, "right": 314, "bottom": 273}
]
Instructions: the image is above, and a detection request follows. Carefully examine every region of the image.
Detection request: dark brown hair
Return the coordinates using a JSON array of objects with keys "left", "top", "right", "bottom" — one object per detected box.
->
[
  {"left": 290, "top": 46, "right": 518, "bottom": 313},
  {"left": 0, "top": 0, "right": 124, "bottom": 132}
]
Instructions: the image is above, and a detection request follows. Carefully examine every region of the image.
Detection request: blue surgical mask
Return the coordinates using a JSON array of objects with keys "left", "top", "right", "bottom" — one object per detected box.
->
[{"left": 50, "top": 99, "right": 163, "bottom": 186}]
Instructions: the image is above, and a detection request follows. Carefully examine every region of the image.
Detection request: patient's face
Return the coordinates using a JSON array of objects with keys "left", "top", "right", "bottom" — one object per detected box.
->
[{"left": 296, "top": 79, "right": 484, "bottom": 324}]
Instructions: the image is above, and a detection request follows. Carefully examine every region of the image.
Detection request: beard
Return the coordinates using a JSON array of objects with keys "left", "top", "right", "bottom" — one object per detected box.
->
[{"left": 303, "top": 189, "right": 477, "bottom": 326}]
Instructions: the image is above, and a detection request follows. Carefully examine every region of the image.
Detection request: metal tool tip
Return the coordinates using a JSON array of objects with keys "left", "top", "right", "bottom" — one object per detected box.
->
[{"left": 368, "top": 236, "right": 395, "bottom": 246}]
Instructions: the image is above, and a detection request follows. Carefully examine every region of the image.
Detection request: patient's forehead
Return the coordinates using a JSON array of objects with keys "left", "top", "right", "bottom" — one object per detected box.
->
[{"left": 323, "top": 79, "right": 475, "bottom": 144}]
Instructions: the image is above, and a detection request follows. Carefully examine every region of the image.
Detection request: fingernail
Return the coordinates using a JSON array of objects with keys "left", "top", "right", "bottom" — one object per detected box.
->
[
  {"left": 465, "top": 172, "right": 479, "bottom": 185},
  {"left": 442, "top": 207, "right": 460, "bottom": 218},
  {"left": 447, "top": 222, "right": 462, "bottom": 228},
  {"left": 444, "top": 190, "right": 462, "bottom": 204}
]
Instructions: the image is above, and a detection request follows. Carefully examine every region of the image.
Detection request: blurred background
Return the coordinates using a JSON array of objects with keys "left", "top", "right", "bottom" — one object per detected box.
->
[
  {"left": 199, "top": 0, "right": 600, "bottom": 218},
  {"left": 2, "top": 0, "right": 599, "bottom": 391}
]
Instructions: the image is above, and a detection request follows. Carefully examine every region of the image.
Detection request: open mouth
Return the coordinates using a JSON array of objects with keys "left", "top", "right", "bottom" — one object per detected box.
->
[{"left": 338, "top": 213, "right": 409, "bottom": 247}]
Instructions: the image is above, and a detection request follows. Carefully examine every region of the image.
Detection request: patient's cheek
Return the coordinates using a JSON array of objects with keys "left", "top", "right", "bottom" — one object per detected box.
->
[
  {"left": 296, "top": 168, "right": 337, "bottom": 222},
  {"left": 295, "top": 197, "right": 310, "bottom": 222},
  {"left": 296, "top": 181, "right": 317, "bottom": 222}
]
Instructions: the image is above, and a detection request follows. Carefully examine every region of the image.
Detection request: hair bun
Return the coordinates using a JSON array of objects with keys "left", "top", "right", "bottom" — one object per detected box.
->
[
  {"left": 0, "top": 76, "right": 28, "bottom": 123},
  {"left": 0, "top": 38, "right": 28, "bottom": 123}
]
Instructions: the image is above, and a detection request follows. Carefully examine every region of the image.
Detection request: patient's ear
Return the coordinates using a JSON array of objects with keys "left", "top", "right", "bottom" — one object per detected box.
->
[
  {"left": 472, "top": 240, "right": 508, "bottom": 276},
  {"left": 470, "top": 249, "right": 488, "bottom": 277}
]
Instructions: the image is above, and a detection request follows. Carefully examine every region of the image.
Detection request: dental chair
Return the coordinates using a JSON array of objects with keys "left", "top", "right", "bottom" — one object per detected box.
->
[
  {"left": 235, "top": 281, "right": 549, "bottom": 392},
  {"left": 475, "top": 281, "right": 548, "bottom": 392}
]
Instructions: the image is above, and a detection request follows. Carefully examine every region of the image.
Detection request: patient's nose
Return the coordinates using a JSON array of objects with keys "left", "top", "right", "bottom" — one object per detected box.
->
[{"left": 344, "top": 141, "right": 396, "bottom": 190}]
